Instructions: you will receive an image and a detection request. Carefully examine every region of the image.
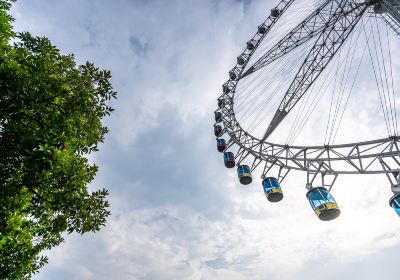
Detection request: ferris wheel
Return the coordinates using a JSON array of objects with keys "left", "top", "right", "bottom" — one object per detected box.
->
[{"left": 214, "top": 0, "right": 400, "bottom": 220}]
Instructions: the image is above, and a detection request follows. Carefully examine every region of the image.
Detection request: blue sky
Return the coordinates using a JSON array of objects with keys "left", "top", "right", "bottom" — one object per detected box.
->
[{"left": 10, "top": 0, "right": 400, "bottom": 279}]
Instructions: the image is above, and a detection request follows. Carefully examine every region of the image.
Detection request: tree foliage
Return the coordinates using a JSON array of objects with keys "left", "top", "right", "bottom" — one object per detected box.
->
[{"left": 0, "top": 1, "right": 116, "bottom": 278}]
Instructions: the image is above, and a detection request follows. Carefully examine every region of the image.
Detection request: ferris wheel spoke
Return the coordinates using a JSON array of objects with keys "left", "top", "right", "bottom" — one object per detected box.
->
[
  {"left": 216, "top": 0, "right": 400, "bottom": 217},
  {"left": 241, "top": 0, "right": 366, "bottom": 79},
  {"left": 261, "top": 0, "right": 368, "bottom": 141}
]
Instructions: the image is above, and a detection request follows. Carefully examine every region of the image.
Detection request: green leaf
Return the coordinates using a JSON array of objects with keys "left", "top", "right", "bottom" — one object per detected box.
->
[{"left": 0, "top": 2, "right": 116, "bottom": 278}]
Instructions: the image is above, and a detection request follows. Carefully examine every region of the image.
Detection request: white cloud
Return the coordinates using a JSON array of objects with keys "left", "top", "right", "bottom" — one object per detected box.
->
[{"left": 35, "top": 177, "right": 400, "bottom": 279}]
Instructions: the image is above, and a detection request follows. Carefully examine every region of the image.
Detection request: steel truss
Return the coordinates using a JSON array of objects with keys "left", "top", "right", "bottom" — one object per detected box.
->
[
  {"left": 241, "top": 0, "right": 365, "bottom": 79},
  {"left": 377, "top": 0, "right": 400, "bottom": 36},
  {"left": 262, "top": 0, "right": 368, "bottom": 139},
  {"left": 218, "top": 0, "right": 400, "bottom": 191}
]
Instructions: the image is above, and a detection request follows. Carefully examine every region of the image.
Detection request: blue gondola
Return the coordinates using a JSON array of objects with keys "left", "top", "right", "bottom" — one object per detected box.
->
[
  {"left": 237, "top": 55, "right": 246, "bottom": 65},
  {"left": 389, "top": 194, "right": 400, "bottom": 217},
  {"left": 224, "top": 152, "right": 235, "bottom": 168},
  {"left": 214, "top": 125, "right": 223, "bottom": 137},
  {"left": 223, "top": 84, "right": 231, "bottom": 93},
  {"left": 215, "top": 111, "right": 223, "bottom": 123},
  {"left": 258, "top": 25, "right": 267, "bottom": 34},
  {"left": 229, "top": 69, "right": 238, "bottom": 80},
  {"left": 306, "top": 187, "right": 341, "bottom": 221},
  {"left": 217, "top": 139, "right": 227, "bottom": 152},
  {"left": 262, "top": 177, "right": 283, "bottom": 202},
  {"left": 271, "top": 8, "right": 280, "bottom": 17},
  {"left": 237, "top": 165, "right": 252, "bottom": 185},
  {"left": 218, "top": 98, "right": 225, "bottom": 109},
  {"left": 247, "top": 40, "right": 256, "bottom": 51}
]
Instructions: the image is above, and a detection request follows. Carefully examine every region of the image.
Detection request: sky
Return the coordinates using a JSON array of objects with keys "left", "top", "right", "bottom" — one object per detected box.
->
[{"left": 10, "top": 0, "right": 400, "bottom": 279}]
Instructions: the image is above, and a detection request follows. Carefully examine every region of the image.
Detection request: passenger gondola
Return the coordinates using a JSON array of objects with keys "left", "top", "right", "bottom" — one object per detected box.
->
[
  {"left": 224, "top": 152, "right": 235, "bottom": 168},
  {"left": 271, "top": 8, "right": 280, "bottom": 17},
  {"left": 237, "top": 165, "right": 252, "bottom": 185},
  {"left": 215, "top": 111, "right": 223, "bottom": 123},
  {"left": 262, "top": 177, "right": 283, "bottom": 202},
  {"left": 214, "top": 125, "right": 223, "bottom": 137},
  {"left": 218, "top": 98, "right": 225, "bottom": 109},
  {"left": 246, "top": 40, "right": 256, "bottom": 51},
  {"left": 223, "top": 84, "right": 231, "bottom": 93},
  {"left": 258, "top": 25, "right": 267, "bottom": 34},
  {"left": 237, "top": 55, "right": 246, "bottom": 65},
  {"left": 229, "top": 68, "right": 239, "bottom": 80},
  {"left": 306, "top": 187, "right": 340, "bottom": 221},
  {"left": 217, "top": 139, "right": 227, "bottom": 152},
  {"left": 389, "top": 194, "right": 400, "bottom": 217}
]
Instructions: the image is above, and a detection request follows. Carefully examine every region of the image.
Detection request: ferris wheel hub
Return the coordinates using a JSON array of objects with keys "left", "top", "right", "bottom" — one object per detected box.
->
[
  {"left": 365, "top": 0, "right": 381, "bottom": 6},
  {"left": 374, "top": 2, "right": 386, "bottom": 13}
]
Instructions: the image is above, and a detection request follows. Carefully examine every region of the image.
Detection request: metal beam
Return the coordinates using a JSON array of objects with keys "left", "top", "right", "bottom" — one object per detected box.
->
[
  {"left": 241, "top": 0, "right": 362, "bottom": 79},
  {"left": 262, "top": 0, "right": 367, "bottom": 140}
]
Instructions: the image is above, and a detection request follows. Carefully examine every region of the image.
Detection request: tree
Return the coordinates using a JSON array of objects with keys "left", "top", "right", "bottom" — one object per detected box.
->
[{"left": 0, "top": 1, "right": 116, "bottom": 278}]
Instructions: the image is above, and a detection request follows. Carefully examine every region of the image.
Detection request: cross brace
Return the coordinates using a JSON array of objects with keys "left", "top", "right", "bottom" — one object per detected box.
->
[{"left": 261, "top": 0, "right": 367, "bottom": 140}]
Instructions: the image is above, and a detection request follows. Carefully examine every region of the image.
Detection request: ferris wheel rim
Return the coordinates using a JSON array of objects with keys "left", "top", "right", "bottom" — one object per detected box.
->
[{"left": 218, "top": 0, "right": 400, "bottom": 175}]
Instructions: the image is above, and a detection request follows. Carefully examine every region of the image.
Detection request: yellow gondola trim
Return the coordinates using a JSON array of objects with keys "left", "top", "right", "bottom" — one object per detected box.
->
[
  {"left": 325, "top": 202, "right": 338, "bottom": 209},
  {"left": 268, "top": 188, "right": 282, "bottom": 194},
  {"left": 314, "top": 202, "right": 339, "bottom": 216}
]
